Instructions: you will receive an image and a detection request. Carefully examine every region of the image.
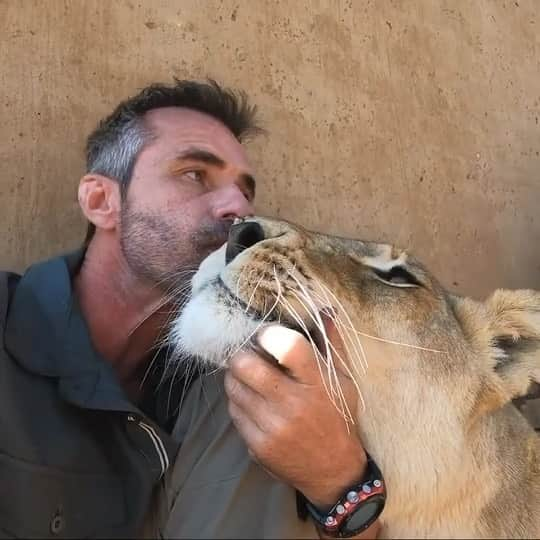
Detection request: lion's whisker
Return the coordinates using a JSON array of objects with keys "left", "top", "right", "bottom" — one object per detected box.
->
[
  {"left": 278, "top": 291, "right": 333, "bottom": 392},
  {"left": 283, "top": 272, "right": 366, "bottom": 419},
  {"left": 283, "top": 275, "right": 346, "bottom": 390},
  {"left": 280, "top": 295, "right": 353, "bottom": 425},
  {"left": 287, "top": 290, "right": 341, "bottom": 394},
  {"left": 246, "top": 272, "right": 265, "bottom": 314},
  {"left": 314, "top": 280, "right": 447, "bottom": 354},
  {"left": 281, "top": 281, "right": 355, "bottom": 426},
  {"left": 354, "top": 331, "right": 447, "bottom": 354},
  {"left": 310, "top": 281, "right": 369, "bottom": 375},
  {"left": 308, "top": 288, "right": 368, "bottom": 378},
  {"left": 334, "top": 320, "right": 447, "bottom": 354},
  {"left": 290, "top": 290, "right": 357, "bottom": 424},
  {"left": 137, "top": 279, "right": 201, "bottom": 392}
]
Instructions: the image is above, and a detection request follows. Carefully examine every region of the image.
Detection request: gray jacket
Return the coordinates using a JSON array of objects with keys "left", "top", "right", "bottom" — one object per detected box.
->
[{"left": 0, "top": 253, "right": 179, "bottom": 538}]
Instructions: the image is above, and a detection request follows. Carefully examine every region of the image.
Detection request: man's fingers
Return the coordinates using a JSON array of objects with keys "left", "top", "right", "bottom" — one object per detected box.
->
[
  {"left": 228, "top": 401, "right": 281, "bottom": 480},
  {"left": 227, "top": 400, "right": 265, "bottom": 453},
  {"left": 224, "top": 368, "right": 269, "bottom": 428},
  {"left": 228, "top": 349, "right": 288, "bottom": 400},
  {"left": 225, "top": 366, "right": 294, "bottom": 435}
]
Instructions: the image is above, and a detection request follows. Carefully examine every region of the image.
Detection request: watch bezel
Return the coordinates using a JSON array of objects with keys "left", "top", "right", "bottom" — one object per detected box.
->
[{"left": 337, "top": 493, "right": 385, "bottom": 538}]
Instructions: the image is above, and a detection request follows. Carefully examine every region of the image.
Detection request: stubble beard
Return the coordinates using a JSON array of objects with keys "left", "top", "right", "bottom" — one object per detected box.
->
[{"left": 119, "top": 205, "right": 231, "bottom": 301}]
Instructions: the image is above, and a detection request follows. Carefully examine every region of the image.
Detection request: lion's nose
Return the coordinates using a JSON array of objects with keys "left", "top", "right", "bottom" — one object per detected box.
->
[{"left": 225, "top": 220, "right": 265, "bottom": 264}]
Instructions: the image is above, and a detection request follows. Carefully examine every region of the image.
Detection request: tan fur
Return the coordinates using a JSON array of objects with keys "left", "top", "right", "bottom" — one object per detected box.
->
[{"left": 176, "top": 216, "right": 540, "bottom": 539}]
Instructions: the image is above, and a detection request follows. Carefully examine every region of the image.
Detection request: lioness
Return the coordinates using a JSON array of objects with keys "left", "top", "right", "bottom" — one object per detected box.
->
[{"left": 172, "top": 216, "right": 540, "bottom": 539}]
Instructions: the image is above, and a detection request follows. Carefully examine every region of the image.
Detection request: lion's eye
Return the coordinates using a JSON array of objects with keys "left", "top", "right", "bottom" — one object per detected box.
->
[{"left": 373, "top": 266, "right": 421, "bottom": 288}]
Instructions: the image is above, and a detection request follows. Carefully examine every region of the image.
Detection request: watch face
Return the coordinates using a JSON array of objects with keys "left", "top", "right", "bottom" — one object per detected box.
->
[{"left": 345, "top": 499, "right": 381, "bottom": 532}]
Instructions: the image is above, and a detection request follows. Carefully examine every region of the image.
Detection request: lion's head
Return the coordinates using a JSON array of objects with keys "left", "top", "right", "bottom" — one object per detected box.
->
[{"left": 171, "top": 216, "right": 540, "bottom": 538}]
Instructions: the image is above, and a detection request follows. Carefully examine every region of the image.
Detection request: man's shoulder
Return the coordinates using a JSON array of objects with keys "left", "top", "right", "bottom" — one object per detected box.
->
[{"left": 0, "top": 249, "right": 84, "bottom": 324}]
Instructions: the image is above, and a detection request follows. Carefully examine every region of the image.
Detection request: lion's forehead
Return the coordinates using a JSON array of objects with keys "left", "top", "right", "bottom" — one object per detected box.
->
[
  {"left": 251, "top": 216, "right": 409, "bottom": 262},
  {"left": 287, "top": 227, "right": 415, "bottom": 273}
]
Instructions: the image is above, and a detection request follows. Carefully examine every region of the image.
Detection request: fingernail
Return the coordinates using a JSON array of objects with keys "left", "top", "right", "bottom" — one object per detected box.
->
[{"left": 250, "top": 337, "right": 279, "bottom": 366}]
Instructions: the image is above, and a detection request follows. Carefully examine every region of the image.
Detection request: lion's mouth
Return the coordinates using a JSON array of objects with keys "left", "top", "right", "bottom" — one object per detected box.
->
[{"left": 214, "top": 277, "right": 312, "bottom": 342}]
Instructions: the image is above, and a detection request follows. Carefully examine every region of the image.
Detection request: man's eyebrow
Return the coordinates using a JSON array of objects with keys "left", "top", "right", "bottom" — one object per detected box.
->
[{"left": 175, "top": 148, "right": 226, "bottom": 168}]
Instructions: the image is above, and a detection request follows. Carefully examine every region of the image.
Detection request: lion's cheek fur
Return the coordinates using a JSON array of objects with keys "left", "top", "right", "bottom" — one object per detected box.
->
[{"left": 356, "top": 365, "right": 503, "bottom": 538}]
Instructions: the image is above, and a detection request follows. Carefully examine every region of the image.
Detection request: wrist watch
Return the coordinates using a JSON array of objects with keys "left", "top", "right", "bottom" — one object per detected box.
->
[{"left": 299, "top": 453, "right": 386, "bottom": 538}]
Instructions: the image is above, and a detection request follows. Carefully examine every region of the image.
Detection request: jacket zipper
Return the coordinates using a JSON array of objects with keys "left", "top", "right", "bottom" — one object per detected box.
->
[{"left": 129, "top": 415, "right": 170, "bottom": 477}]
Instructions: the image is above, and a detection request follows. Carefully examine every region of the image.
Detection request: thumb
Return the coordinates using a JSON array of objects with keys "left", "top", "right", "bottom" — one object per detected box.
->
[{"left": 256, "top": 324, "right": 321, "bottom": 384}]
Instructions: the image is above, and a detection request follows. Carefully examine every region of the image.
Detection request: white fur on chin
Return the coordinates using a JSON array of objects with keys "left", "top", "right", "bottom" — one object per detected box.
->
[{"left": 171, "top": 243, "right": 261, "bottom": 368}]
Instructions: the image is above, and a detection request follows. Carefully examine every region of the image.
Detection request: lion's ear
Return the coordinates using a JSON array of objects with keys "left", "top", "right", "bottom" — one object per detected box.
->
[{"left": 484, "top": 289, "right": 540, "bottom": 398}]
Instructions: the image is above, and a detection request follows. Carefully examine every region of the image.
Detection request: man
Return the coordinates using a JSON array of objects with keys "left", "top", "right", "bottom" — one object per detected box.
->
[{"left": 0, "top": 79, "right": 379, "bottom": 538}]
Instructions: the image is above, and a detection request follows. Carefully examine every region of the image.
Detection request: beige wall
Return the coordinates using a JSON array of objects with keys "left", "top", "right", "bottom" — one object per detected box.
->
[{"left": 1, "top": 0, "right": 538, "bottom": 298}]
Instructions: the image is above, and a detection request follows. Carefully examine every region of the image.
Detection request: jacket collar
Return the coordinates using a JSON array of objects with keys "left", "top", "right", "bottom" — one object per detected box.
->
[{"left": 4, "top": 250, "right": 139, "bottom": 415}]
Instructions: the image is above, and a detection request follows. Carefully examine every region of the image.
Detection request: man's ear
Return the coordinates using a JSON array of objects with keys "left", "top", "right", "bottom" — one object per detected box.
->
[
  {"left": 78, "top": 174, "right": 122, "bottom": 232},
  {"left": 484, "top": 289, "right": 540, "bottom": 399}
]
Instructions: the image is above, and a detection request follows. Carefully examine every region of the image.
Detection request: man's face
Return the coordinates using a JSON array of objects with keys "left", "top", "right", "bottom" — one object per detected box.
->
[{"left": 120, "top": 107, "right": 256, "bottom": 292}]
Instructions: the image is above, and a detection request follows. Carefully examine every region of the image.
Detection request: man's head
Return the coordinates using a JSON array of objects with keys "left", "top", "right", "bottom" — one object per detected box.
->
[{"left": 79, "top": 79, "right": 261, "bottom": 290}]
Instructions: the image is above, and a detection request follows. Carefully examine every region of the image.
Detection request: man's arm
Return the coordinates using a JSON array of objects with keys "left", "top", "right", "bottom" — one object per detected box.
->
[{"left": 224, "top": 317, "right": 380, "bottom": 539}]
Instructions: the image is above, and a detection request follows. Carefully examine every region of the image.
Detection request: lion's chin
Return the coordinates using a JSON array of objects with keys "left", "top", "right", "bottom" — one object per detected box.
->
[{"left": 170, "top": 283, "right": 262, "bottom": 369}]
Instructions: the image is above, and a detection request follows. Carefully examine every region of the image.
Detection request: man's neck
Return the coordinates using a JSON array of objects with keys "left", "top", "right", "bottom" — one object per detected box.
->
[{"left": 73, "top": 240, "right": 181, "bottom": 400}]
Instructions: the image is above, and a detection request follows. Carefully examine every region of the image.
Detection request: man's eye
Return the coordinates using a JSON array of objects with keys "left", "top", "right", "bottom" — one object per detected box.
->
[{"left": 183, "top": 170, "right": 204, "bottom": 183}]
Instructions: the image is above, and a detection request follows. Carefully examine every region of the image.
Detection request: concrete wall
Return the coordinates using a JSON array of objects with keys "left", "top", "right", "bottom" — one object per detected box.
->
[{"left": 1, "top": 0, "right": 538, "bottom": 298}]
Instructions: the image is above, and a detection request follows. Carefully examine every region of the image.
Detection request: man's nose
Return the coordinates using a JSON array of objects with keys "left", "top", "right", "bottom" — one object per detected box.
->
[{"left": 212, "top": 185, "right": 254, "bottom": 221}]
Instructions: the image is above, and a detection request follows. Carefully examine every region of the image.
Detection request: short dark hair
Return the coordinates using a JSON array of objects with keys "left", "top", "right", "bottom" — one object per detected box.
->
[{"left": 83, "top": 78, "right": 262, "bottom": 244}]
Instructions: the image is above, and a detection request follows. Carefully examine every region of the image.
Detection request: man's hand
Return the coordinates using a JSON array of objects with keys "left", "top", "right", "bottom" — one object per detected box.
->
[{"left": 224, "top": 314, "right": 367, "bottom": 509}]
